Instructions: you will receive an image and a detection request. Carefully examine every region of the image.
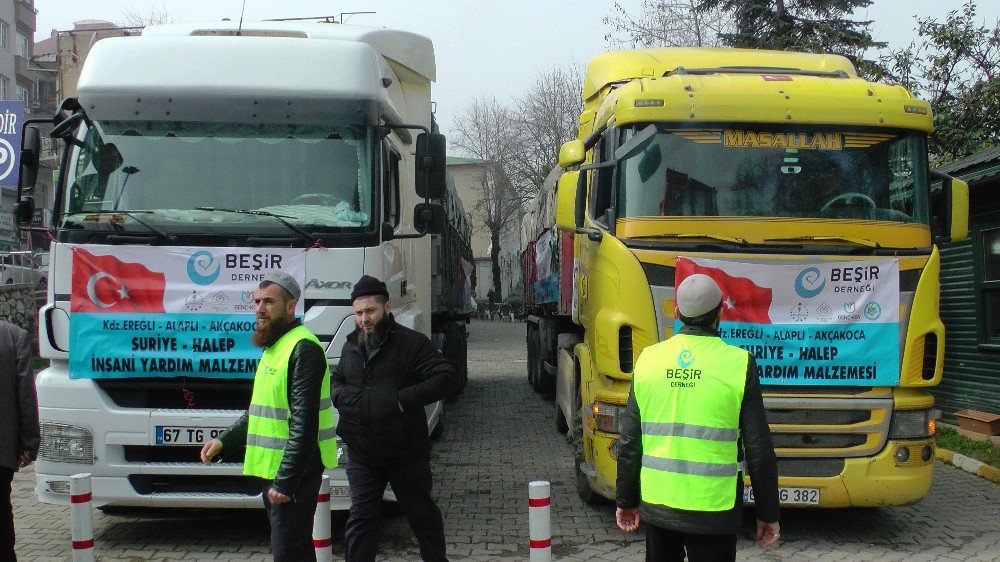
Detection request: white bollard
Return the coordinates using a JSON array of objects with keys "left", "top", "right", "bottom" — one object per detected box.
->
[
  {"left": 313, "top": 475, "right": 333, "bottom": 561},
  {"left": 70, "top": 473, "right": 95, "bottom": 562},
  {"left": 528, "top": 480, "right": 551, "bottom": 562}
]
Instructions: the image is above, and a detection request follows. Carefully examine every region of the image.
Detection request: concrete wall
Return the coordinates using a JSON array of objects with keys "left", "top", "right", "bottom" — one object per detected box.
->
[{"left": 0, "top": 281, "right": 37, "bottom": 351}]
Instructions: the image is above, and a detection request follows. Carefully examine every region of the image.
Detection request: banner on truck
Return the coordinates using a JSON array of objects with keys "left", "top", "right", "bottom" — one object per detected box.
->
[
  {"left": 68, "top": 245, "right": 306, "bottom": 379},
  {"left": 674, "top": 256, "right": 900, "bottom": 386}
]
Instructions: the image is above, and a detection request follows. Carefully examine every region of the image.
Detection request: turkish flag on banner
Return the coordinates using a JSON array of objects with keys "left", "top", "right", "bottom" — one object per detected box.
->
[
  {"left": 676, "top": 257, "right": 773, "bottom": 324},
  {"left": 71, "top": 248, "right": 167, "bottom": 313}
]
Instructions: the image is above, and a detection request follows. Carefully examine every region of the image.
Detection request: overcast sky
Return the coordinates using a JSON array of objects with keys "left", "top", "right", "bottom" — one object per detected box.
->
[{"left": 32, "top": 1, "right": 999, "bottom": 141}]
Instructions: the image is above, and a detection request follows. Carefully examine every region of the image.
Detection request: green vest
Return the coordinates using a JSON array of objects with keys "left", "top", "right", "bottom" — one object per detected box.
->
[
  {"left": 244, "top": 324, "right": 338, "bottom": 479},
  {"left": 632, "top": 332, "right": 748, "bottom": 511}
]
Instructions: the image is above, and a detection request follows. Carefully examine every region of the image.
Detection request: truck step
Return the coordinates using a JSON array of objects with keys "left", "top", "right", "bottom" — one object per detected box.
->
[{"left": 579, "top": 461, "right": 597, "bottom": 477}]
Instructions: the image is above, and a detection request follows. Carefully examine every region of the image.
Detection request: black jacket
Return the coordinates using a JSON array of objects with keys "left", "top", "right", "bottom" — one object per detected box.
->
[
  {"left": 331, "top": 314, "right": 459, "bottom": 463},
  {"left": 616, "top": 324, "right": 780, "bottom": 534},
  {"left": 219, "top": 319, "right": 328, "bottom": 496},
  {"left": 0, "top": 321, "right": 38, "bottom": 471}
]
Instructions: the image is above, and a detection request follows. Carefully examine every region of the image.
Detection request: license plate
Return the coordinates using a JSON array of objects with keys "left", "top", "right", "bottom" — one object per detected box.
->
[
  {"left": 155, "top": 426, "right": 225, "bottom": 445},
  {"left": 744, "top": 485, "right": 820, "bottom": 505},
  {"left": 329, "top": 486, "right": 350, "bottom": 498}
]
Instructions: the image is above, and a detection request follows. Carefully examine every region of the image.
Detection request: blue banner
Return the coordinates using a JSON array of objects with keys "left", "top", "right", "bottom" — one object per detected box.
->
[{"left": 0, "top": 100, "right": 24, "bottom": 189}]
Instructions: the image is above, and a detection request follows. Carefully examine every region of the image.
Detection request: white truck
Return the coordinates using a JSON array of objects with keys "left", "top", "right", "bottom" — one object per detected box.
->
[{"left": 14, "top": 20, "right": 471, "bottom": 511}]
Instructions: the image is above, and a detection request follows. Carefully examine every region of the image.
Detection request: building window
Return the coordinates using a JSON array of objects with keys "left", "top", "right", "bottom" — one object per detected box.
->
[
  {"left": 981, "top": 226, "right": 1000, "bottom": 344},
  {"left": 0, "top": 21, "right": 8, "bottom": 51},
  {"left": 16, "top": 84, "right": 28, "bottom": 105},
  {"left": 16, "top": 32, "right": 28, "bottom": 58},
  {"left": 0, "top": 75, "right": 9, "bottom": 100}
]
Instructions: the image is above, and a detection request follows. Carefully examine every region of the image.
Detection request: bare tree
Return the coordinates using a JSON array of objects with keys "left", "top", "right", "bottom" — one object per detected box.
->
[
  {"left": 604, "top": 0, "right": 734, "bottom": 48},
  {"left": 509, "top": 64, "right": 585, "bottom": 196},
  {"left": 451, "top": 98, "right": 525, "bottom": 298},
  {"left": 119, "top": 4, "right": 172, "bottom": 28}
]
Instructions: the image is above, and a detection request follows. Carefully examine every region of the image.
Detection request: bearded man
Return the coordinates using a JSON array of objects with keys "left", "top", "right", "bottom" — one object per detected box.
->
[
  {"left": 333, "top": 274, "right": 459, "bottom": 562},
  {"left": 200, "top": 271, "right": 337, "bottom": 562}
]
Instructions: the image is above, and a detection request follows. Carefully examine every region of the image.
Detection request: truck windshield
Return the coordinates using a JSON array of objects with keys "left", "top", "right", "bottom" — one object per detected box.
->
[
  {"left": 61, "top": 120, "right": 373, "bottom": 231},
  {"left": 615, "top": 125, "right": 930, "bottom": 226}
]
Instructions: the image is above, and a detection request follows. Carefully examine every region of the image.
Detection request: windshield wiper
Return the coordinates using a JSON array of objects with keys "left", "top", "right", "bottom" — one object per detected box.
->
[
  {"left": 765, "top": 235, "right": 881, "bottom": 249},
  {"left": 632, "top": 232, "right": 749, "bottom": 246},
  {"left": 68, "top": 210, "right": 176, "bottom": 242},
  {"left": 195, "top": 207, "right": 317, "bottom": 244}
]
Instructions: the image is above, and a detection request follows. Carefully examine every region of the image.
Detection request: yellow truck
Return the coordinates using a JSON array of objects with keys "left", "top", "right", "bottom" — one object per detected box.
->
[{"left": 522, "top": 47, "right": 969, "bottom": 507}]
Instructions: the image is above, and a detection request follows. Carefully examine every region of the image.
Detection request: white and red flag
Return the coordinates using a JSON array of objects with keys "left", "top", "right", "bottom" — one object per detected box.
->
[{"left": 70, "top": 248, "right": 166, "bottom": 313}]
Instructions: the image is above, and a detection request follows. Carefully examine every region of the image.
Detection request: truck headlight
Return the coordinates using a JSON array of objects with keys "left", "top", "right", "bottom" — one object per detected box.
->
[
  {"left": 593, "top": 401, "right": 627, "bottom": 434},
  {"left": 889, "top": 409, "right": 935, "bottom": 439},
  {"left": 40, "top": 422, "right": 95, "bottom": 464}
]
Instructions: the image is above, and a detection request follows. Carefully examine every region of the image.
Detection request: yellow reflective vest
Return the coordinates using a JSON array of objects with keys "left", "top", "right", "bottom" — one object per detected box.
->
[
  {"left": 632, "top": 333, "right": 748, "bottom": 511},
  {"left": 244, "top": 325, "right": 338, "bottom": 479}
]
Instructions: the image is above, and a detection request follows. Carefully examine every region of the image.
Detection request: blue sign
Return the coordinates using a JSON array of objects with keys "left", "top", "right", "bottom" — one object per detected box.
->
[{"left": 0, "top": 101, "right": 24, "bottom": 189}]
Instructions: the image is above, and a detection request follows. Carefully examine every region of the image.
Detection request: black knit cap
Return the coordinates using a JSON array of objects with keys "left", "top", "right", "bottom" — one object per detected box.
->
[{"left": 351, "top": 274, "right": 389, "bottom": 302}]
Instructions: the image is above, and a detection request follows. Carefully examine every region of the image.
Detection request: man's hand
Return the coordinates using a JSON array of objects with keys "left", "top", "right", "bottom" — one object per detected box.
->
[
  {"left": 199, "top": 439, "right": 223, "bottom": 464},
  {"left": 267, "top": 488, "right": 291, "bottom": 504},
  {"left": 756, "top": 519, "right": 780, "bottom": 548},
  {"left": 616, "top": 507, "right": 640, "bottom": 533},
  {"left": 16, "top": 450, "right": 32, "bottom": 470}
]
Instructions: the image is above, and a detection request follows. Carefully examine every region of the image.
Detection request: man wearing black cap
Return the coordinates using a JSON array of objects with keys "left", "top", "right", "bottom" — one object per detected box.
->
[
  {"left": 200, "top": 271, "right": 338, "bottom": 562},
  {"left": 333, "top": 274, "right": 459, "bottom": 562},
  {"left": 615, "top": 274, "right": 780, "bottom": 561}
]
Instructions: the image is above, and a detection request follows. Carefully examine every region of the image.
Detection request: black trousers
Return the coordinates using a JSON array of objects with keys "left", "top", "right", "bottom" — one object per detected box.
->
[
  {"left": 261, "top": 459, "right": 325, "bottom": 562},
  {"left": 344, "top": 454, "right": 447, "bottom": 562},
  {"left": 646, "top": 524, "right": 737, "bottom": 562},
  {"left": 1, "top": 468, "right": 15, "bottom": 562}
]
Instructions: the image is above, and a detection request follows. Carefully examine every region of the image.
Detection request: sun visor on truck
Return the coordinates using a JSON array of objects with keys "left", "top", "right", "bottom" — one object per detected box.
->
[{"left": 77, "top": 36, "right": 399, "bottom": 125}]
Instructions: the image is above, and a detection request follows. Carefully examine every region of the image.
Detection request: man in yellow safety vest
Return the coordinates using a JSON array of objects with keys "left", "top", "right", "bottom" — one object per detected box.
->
[
  {"left": 200, "top": 270, "right": 337, "bottom": 562},
  {"left": 616, "top": 273, "right": 780, "bottom": 561}
]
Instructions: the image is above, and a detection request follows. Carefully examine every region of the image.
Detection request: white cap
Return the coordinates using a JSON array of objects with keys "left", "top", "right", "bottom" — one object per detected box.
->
[{"left": 676, "top": 274, "right": 722, "bottom": 317}]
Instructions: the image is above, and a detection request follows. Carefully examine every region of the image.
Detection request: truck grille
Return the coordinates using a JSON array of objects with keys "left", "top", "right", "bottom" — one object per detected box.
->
[
  {"left": 128, "top": 474, "right": 259, "bottom": 496},
  {"left": 761, "top": 391, "right": 893, "bottom": 458},
  {"left": 124, "top": 445, "right": 245, "bottom": 463},
  {"left": 97, "top": 378, "right": 253, "bottom": 409}
]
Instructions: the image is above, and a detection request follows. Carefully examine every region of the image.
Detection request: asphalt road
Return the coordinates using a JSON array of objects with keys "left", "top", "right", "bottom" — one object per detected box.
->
[{"left": 11, "top": 319, "right": 1000, "bottom": 561}]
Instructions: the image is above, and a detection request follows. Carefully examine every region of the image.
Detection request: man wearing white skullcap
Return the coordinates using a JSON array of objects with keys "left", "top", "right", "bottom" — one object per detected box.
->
[{"left": 615, "top": 273, "right": 781, "bottom": 561}]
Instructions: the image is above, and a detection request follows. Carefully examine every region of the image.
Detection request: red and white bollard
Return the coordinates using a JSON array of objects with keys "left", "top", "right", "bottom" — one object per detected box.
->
[
  {"left": 313, "top": 475, "right": 333, "bottom": 561},
  {"left": 70, "top": 473, "right": 95, "bottom": 562},
  {"left": 528, "top": 480, "right": 551, "bottom": 561}
]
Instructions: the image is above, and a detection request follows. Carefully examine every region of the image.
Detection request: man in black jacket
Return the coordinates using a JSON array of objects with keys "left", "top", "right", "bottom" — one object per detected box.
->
[
  {"left": 333, "top": 275, "right": 459, "bottom": 562},
  {"left": 616, "top": 274, "right": 780, "bottom": 561},
  {"left": 200, "top": 271, "right": 336, "bottom": 562},
  {"left": 1, "top": 320, "right": 39, "bottom": 562}
]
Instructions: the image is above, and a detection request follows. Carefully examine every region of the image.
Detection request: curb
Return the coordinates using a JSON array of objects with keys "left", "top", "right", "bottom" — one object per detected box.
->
[{"left": 936, "top": 448, "right": 1000, "bottom": 484}]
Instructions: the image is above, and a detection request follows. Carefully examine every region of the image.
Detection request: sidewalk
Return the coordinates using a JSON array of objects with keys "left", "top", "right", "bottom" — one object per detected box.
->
[{"left": 935, "top": 423, "right": 1000, "bottom": 484}]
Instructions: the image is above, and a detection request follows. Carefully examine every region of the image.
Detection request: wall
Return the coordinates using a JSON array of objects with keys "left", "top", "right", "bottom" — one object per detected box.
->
[{"left": 0, "top": 281, "right": 37, "bottom": 351}]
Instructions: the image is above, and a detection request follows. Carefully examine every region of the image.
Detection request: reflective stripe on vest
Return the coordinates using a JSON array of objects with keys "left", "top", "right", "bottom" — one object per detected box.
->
[
  {"left": 244, "top": 325, "right": 339, "bottom": 479},
  {"left": 633, "top": 333, "right": 748, "bottom": 511}
]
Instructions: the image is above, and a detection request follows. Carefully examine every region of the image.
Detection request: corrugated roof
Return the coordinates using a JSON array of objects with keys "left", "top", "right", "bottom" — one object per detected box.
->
[{"left": 936, "top": 145, "right": 1000, "bottom": 181}]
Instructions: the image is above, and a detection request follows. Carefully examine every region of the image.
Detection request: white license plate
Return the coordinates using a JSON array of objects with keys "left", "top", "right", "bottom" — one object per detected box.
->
[
  {"left": 329, "top": 486, "right": 350, "bottom": 498},
  {"left": 744, "top": 485, "right": 820, "bottom": 505},
  {"left": 155, "top": 426, "right": 225, "bottom": 445}
]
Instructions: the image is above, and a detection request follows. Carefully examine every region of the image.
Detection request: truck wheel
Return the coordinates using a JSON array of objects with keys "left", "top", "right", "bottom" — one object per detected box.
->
[
  {"left": 444, "top": 322, "right": 467, "bottom": 398},
  {"left": 555, "top": 405, "right": 568, "bottom": 434},
  {"left": 527, "top": 324, "right": 540, "bottom": 390},
  {"left": 575, "top": 452, "right": 600, "bottom": 505}
]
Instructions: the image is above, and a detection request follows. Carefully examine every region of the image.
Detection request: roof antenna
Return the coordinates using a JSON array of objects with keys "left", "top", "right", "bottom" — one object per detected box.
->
[{"left": 237, "top": 0, "right": 247, "bottom": 36}]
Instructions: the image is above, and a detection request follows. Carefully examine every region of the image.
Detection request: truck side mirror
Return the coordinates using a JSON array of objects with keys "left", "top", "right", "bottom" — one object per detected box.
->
[
  {"left": 929, "top": 171, "right": 969, "bottom": 243},
  {"left": 15, "top": 126, "right": 41, "bottom": 229},
  {"left": 413, "top": 202, "right": 445, "bottom": 235},
  {"left": 554, "top": 171, "right": 579, "bottom": 230},
  {"left": 415, "top": 132, "right": 447, "bottom": 199},
  {"left": 558, "top": 140, "right": 584, "bottom": 168}
]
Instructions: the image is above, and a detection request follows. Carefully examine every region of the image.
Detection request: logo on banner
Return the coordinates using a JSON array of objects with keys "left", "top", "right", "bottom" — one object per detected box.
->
[
  {"left": 187, "top": 251, "right": 221, "bottom": 285},
  {"left": 677, "top": 350, "right": 695, "bottom": 367},
  {"left": 865, "top": 302, "right": 882, "bottom": 320},
  {"left": 0, "top": 138, "right": 15, "bottom": 181},
  {"left": 794, "top": 267, "right": 826, "bottom": 299},
  {"left": 71, "top": 249, "right": 166, "bottom": 312}
]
